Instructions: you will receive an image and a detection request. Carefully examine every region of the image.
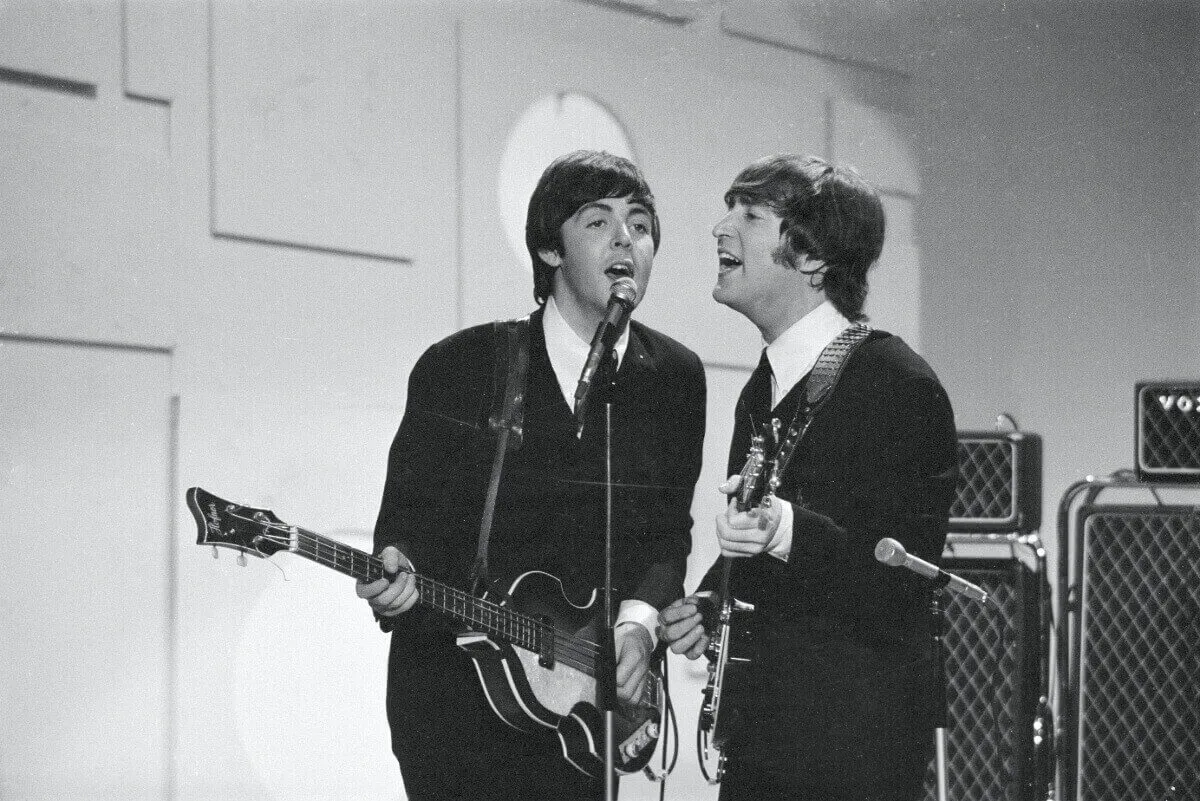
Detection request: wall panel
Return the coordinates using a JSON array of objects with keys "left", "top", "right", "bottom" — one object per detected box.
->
[
  {"left": 0, "top": 1, "right": 118, "bottom": 88},
  {"left": 0, "top": 339, "right": 172, "bottom": 801},
  {"left": 869, "top": 196, "right": 923, "bottom": 351},
  {"left": 0, "top": 84, "right": 175, "bottom": 347},
  {"left": 209, "top": 1, "right": 456, "bottom": 265}
]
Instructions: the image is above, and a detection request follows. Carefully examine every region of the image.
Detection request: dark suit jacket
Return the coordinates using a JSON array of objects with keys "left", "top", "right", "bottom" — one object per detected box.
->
[
  {"left": 375, "top": 307, "right": 705, "bottom": 620},
  {"left": 700, "top": 330, "right": 957, "bottom": 776}
]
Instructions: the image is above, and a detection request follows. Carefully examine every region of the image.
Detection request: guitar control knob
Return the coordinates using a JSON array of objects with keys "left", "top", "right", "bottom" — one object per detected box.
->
[{"left": 704, "top": 638, "right": 722, "bottom": 662}]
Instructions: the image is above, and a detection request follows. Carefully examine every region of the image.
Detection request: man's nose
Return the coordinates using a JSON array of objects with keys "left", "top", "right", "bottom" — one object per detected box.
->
[
  {"left": 712, "top": 210, "right": 734, "bottom": 238},
  {"left": 612, "top": 220, "right": 632, "bottom": 247}
]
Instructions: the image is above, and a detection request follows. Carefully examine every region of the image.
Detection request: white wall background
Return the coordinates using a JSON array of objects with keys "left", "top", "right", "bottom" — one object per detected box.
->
[{"left": 1, "top": 1, "right": 1196, "bottom": 799}]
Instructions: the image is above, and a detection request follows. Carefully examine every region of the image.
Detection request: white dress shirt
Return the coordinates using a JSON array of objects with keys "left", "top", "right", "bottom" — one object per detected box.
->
[{"left": 761, "top": 301, "right": 852, "bottom": 562}]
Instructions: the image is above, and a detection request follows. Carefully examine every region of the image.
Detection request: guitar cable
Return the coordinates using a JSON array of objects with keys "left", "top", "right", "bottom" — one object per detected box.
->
[{"left": 645, "top": 655, "right": 679, "bottom": 798}]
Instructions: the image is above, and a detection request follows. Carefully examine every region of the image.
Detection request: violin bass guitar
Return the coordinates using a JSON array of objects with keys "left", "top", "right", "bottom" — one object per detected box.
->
[{"left": 187, "top": 486, "right": 666, "bottom": 779}]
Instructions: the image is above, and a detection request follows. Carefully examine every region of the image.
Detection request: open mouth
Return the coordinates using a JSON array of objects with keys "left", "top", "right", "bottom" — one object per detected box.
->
[
  {"left": 718, "top": 252, "right": 742, "bottom": 273},
  {"left": 605, "top": 262, "right": 635, "bottom": 281}
]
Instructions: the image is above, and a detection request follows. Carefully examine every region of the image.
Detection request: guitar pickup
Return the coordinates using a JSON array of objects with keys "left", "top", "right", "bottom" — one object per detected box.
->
[{"left": 537, "top": 617, "right": 555, "bottom": 669}]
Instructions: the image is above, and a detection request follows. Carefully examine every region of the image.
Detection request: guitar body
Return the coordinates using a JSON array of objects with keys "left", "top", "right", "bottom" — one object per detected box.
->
[
  {"left": 456, "top": 570, "right": 662, "bottom": 778},
  {"left": 705, "top": 604, "right": 755, "bottom": 749}
]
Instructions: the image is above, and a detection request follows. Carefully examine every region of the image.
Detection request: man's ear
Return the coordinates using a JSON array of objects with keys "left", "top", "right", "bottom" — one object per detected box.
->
[{"left": 538, "top": 249, "right": 563, "bottom": 267}]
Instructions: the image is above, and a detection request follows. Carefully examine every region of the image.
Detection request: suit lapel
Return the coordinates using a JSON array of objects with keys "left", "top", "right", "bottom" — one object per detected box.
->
[{"left": 616, "top": 322, "right": 664, "bottom": 413}]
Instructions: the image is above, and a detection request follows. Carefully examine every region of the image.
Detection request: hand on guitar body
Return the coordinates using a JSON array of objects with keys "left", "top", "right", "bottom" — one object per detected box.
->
[
  {"left": 355, "top": 546, "right": 418, "bottom": 618},
  {"left": 658, "top": 592, "right": 717, "bottom": 660},
  {"left": 614, "top": 621, "right": 655, "bottom": 705}
]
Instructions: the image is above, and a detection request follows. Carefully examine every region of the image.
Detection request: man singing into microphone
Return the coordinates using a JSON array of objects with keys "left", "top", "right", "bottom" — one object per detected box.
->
[
  {"left": 357, "top": 150, "right": 705, "bottom": 800},
  {"left": 659, "top": 154, "right": 957, "bottom": 800}
]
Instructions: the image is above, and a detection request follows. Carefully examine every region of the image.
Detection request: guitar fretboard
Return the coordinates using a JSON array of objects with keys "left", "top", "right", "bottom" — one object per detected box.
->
[{"left": 291, "top": 528, "right": 550, "bottom": 660}]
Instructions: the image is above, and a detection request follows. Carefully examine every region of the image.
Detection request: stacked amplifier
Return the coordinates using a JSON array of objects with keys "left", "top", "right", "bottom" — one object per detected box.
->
[
  {"left": 1056, "top": 380, "right": 1200, "bottom": 801},
  {"left": 923, "top": 427, "right": 1050, "bottom": 801}
]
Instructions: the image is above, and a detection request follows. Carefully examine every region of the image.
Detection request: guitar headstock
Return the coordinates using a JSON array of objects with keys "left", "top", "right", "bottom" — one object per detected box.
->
[
  {"left": 186, "top": 487, "right": 294, "bottom": 559},
  {"left": 735, "top": 433, "right": 768, "bottom": 512}
]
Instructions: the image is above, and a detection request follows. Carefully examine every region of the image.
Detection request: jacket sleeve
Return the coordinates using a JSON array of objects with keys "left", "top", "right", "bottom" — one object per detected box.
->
[{"left": 372, "top": 339, "right": 488, "bottom": 630}]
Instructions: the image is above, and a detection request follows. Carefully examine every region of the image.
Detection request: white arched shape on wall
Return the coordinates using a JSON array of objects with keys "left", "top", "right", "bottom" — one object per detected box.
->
[{"left": 496, "top": 92, "right": 638, "bottom": 270}]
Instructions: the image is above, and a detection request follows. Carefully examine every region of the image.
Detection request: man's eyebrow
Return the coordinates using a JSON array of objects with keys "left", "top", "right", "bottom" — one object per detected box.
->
[
  {"left": 574, "top": 200, "right": 651, "bottom": 216},
  {"left": 575, "top": 200, "right": 615, "bottom": 214}
]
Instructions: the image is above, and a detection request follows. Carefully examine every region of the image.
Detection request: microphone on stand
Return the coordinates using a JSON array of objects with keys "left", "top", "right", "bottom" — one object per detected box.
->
[
  {"left": 574, "top": 278, "right": 638, "bottom": 438},
  {"left": 874, "top": 537, "right": 991, "bottom": 606}
]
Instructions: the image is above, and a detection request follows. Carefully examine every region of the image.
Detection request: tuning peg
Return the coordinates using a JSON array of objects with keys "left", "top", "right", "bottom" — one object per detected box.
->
[
  {"left": 237, "top": 552, "right": 247, "bottom": 567},
  {"left": 212, "top": 546, "right": 219, "bottom": 559}
]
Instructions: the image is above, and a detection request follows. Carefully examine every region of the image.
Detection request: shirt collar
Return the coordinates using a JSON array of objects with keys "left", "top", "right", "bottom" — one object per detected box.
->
[
  {"left": 765, "top": 300, "right": 851, "bottom": 406},
  {"left": 542, "top": 295, "right": 631, "bottom": 408}
]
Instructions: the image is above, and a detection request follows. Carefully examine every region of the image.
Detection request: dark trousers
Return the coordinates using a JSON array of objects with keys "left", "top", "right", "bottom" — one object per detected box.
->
[
  {"left": 718, "top": 625, "right": 937, "bottom": 801},
  {"left": 718, "top": 747, "right": 931, "bottom": 801}
]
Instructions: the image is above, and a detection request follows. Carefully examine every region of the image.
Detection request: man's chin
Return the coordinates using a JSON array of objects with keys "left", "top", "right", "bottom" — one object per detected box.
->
[{"left": 712, "top": 284, "right": 737, "bottom": 309}]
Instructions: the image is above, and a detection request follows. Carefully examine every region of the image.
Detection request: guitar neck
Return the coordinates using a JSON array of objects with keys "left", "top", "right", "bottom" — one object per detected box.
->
[{"left": 289, "top": 528, "right": 545, "bottom": 655}]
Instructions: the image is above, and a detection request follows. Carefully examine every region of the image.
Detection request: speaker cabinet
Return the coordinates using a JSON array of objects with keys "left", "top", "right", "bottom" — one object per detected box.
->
[
  {"left": 1065, "top": 504, "right": 1199, "bottom": 801},
  {"left": 1136, "top": 380, "right": 1200, "bottom": 483},
  {"left": 924, "top": 540, "right": 1050, "bottom": 801},
  {"left": 951, "top": 432, "right": 1042, "bottom": 534}
]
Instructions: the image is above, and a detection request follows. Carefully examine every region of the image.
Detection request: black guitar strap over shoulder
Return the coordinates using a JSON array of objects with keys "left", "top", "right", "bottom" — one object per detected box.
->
[
  {"left": 806, "top": 322, "right": 873, "bottom": 411},
  {"left": 469, "top": 317, "right": 530, "bottom": 593},
  {"left": 768, "top": 322, "right": 873, "bottom": 490}
]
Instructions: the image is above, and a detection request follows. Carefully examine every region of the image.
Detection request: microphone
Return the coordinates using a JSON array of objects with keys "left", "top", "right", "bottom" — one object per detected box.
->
[
  {"left": 874, "top": 537, "right": 991, "bottom": 605},
  {"left": 574, "top": 278, "right": 638, "bottom": 437}
]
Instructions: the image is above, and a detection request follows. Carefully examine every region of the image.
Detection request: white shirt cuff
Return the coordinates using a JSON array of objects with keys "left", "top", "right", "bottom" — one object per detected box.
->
[
  {"left": 768, "top": 499, "right": 793, "bottom": 562},
  {"left": 616, "top": 600, "right": 660, "bottom": 650}
]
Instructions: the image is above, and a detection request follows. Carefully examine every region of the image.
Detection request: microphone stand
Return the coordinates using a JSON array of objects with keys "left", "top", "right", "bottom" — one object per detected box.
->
[
  {"left": 579, "top": 353, "right": 620, "bottom": 801},
  {"left": 603, "top": 400, "right": 617, "bottom": 801},
  {"left": 930, "top": 588, "right": 949, "bottom": 801},
  {"left": 922, "top": 565, "right": 988, "bottom": 801}
]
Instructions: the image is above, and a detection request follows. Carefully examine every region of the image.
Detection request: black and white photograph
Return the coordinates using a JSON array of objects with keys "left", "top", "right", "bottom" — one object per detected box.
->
[{"left": 2, "top": 1, "right": 1197, "bottom": 800}]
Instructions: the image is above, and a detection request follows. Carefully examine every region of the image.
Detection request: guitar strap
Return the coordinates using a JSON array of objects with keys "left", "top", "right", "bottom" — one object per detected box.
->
[
  {"left": 807, "top": 322, "right": 873, "bottom": 408},
  {"left": 469, "top": 317, "right": 530, "bottom": 593},
  {"left": 767, "top": 322, "right": 873, "bottom": 493}
]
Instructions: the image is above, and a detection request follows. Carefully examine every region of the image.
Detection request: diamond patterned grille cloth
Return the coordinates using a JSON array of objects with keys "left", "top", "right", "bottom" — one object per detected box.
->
[
  {"left": 951, "top": 440, "right": 1015, "bottom": 523},
  {"left": 924, "top": 561, "right": 1041, "bottom": 801},
  {"left": 1139, "top": 389, "right": 1200, "bottom": 472},
  {"left": 1076, "top": 509, "right": 1200, "bottom": 800}
]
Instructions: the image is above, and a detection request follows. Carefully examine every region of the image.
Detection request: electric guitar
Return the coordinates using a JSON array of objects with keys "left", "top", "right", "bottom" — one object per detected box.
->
[
  {"left": 697, "top": 433, "right": 769, "bottom": 783},
  {"left": 187, "top": 486, "right": 665, "bottom": 779}
]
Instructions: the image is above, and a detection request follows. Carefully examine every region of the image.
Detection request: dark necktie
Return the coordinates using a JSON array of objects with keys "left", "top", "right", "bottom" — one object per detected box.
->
[
  {"left": 745, "top": 348, "right": 774, "bottom": 421},
  {"left": 589, "top": 348, "right": 619, "bottom": 406}
]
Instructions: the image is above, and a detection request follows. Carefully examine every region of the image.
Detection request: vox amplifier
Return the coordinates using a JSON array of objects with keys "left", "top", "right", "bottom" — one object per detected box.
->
[
  {"left": 1136, "top": 380, "right": 1200, "bottom": 483},
  {"left": 950, "top": 431, "right": 1042, "bottom": 534}
]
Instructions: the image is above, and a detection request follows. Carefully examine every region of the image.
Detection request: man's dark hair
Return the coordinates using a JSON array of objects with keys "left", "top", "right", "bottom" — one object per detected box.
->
[
  {"left": 725, "top": 154, "right": 884, "bottom": 321},
  {"left": 526, "top": 150, "right": 661, "bottom": 305}
]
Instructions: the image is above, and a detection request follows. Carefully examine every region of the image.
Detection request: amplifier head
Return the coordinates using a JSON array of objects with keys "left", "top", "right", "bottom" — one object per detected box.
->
[
  {"left": 1135, "top": 380, "right": 1200, "bottom": 483},
  {"left": 951, "top": 431, "right": 1042, "bottom": 533}
]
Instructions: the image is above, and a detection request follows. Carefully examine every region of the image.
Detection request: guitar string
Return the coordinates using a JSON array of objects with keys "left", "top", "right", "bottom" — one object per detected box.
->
[{"left": 239, "top": 517, "right": 604, "bottom": 673}]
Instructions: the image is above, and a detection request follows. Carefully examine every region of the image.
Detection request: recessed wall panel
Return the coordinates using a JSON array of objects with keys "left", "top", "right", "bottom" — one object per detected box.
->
[
  {"left": 831, "top": 97, "right": 920, "bottom": 196},
  {"left": 210, "top": 1, "right": 456, "bottom": 264},
  {"left": 868, "top": 196, "right": 922, "bottom": 352},
  {"left": 0, "top": 85, "right": 175, "bottom": 347},
  {"left": 0, "top": 1, "right": 117, "bottom": 88},
  {"left": 0, "top": 340, "right": 171, "bottom": 800}
]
